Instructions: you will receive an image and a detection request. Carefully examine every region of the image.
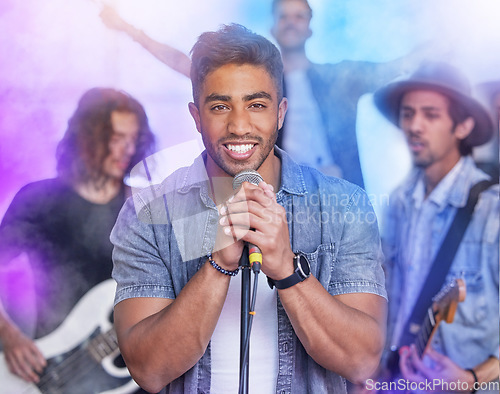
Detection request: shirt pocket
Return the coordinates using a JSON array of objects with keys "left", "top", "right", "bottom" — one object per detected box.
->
[
  {"left": 447, "top": 238, "right": 488, "bottom": 325},
  {"left": 296, "top": 243, "right": 335, "bottom": 289}
]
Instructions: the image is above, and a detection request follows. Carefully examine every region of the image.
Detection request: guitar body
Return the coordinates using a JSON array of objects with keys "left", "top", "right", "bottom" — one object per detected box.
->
[
  {"left": 0, "top": 280, "right": 138, "bottom": 394},
  {"left": 376, "top": 278, "right": 466, "bottom": 394}
]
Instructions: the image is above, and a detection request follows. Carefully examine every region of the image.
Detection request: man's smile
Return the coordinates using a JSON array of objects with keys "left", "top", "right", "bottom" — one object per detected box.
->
[{"left": 223, "top": 142, "right": 257, "bottom": 160}]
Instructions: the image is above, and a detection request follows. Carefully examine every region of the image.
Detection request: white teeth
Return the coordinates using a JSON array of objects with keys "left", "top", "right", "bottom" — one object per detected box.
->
[{"left": 226, "top": 144, "right": 254, "bottom": 153}]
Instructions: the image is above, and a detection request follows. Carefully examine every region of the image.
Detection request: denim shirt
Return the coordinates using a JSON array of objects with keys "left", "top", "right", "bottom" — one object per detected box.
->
[
  {"left": 383, "top": 156, "right": 500, "bottom": 371},
  {"left": 111, "top": 147, "right": 387, "bottom": 393}
]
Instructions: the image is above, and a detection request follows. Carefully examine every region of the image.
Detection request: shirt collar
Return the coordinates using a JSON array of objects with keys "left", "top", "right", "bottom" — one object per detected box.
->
[
  {"left": 444, "top": 156, "right": 487, "bottom": 208},
  {"left": 178, "top": 152, "right": 209, "bottom": 194},
  {"left": 274, "top": 147, "right": 308, "bottom": 197},
  {"left": 410, "top": 156, "right": 476, "bottom": 211}
]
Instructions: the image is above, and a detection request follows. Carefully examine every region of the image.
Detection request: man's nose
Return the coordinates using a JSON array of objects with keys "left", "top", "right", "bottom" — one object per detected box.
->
[
  {"left": 227, "top": 108, "right": 251, "bottom": 135},
  {"left": 124, "top": 138, "right": 137, "bottom": 156},
  {"left": 403, "top": 114, "right": 423, "bottom": 135}
]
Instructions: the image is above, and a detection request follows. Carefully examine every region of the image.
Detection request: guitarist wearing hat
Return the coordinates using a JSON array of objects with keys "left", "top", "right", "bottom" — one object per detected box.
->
[{"left": 373, "top": 62, "right": 499, "bottom": 392}]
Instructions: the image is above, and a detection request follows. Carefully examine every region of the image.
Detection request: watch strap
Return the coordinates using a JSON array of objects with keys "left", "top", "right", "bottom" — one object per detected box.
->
[
  {"left": 267, "top": 272, "right": 303, "bottom": 289},
  {"left": 267, "top": 253, "right": 310, "bottom": 290}
]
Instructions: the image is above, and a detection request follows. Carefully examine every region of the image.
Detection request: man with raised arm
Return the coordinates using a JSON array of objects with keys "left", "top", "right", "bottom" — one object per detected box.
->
[{"left": 100, "top": 0, "right": 429, "bottom": 188}]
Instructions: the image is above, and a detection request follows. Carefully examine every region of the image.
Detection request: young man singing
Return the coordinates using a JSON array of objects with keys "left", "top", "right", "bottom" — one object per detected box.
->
[{"left": 111, "top": 24, "right": 387, "bottom": 393}]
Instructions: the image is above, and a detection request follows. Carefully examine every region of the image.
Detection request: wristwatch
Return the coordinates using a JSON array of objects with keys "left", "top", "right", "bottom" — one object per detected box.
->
[{"left": 267, "top": 253, "right": 311, "bottom": 290}]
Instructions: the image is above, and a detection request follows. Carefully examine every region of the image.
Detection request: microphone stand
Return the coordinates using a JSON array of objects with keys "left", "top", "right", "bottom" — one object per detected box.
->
[{"left": 239, "top": 244, "right": 250, "bottom": 394}]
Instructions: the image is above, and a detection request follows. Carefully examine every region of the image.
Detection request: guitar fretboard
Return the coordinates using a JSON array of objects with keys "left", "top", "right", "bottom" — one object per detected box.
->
[
  {"left": 88, "top": 328, "right": 119, "bottom": 362},
  {"left": 415, "top": 308, "right": 436, "bottom": 357}
]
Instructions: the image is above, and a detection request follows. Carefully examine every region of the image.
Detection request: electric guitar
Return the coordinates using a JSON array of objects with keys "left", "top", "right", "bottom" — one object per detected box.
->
[
  {"left": 378, "top": 278, "right": 466, "bottom": 392},
  {"left": 0, "top": 279, "right": 139, "bottom": 394}
]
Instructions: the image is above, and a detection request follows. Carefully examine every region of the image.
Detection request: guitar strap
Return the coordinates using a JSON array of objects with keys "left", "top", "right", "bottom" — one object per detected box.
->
[{"left": 397, "top": 178, "right": 497, "bottom": 347}]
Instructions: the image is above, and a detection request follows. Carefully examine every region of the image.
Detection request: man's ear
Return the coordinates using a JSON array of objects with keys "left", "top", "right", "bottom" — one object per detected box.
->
[
  {"left": 455, "top": 116, "right": 475, "bottom": 141},
  {"left": 188, "top": 102, "right": 201, "bottom": 134},
  {"left": 278, "top": 97, "right": 288, "bottom": 130}
]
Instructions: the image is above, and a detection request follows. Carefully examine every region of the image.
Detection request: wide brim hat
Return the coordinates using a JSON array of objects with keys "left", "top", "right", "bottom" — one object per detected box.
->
[
  {"left": 476, "top": 80, "right": 500, "bottom": 109},
  {"left": 374, "top": 61, "right": 493, "bottom": 147}
]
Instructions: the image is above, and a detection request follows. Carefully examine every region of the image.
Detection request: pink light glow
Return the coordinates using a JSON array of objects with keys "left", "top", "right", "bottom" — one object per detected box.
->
[{"left": 1, "top": 0, "right": 499, "bottom": 219}]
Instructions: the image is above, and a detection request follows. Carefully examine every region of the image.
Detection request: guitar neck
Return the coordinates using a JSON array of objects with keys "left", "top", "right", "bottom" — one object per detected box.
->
[
  {"left": 412, "top": 278, "right": 465, "bottom": 359},
  {"left": 413, "top": 307, "right": 437, "bottom": 358},
  {"left": 88, "top": 328, "right": 119, "bottom": 362}
]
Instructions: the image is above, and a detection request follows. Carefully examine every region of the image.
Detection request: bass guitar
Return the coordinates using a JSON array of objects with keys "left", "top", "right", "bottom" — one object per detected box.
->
[{"left": 0, "top": 279, "right": 138, "bottom": 394}]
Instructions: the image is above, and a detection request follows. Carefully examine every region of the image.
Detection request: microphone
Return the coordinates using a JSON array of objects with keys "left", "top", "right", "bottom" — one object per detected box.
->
[{"left": 232, "top": 170, "right": 263, "bottom": 273}]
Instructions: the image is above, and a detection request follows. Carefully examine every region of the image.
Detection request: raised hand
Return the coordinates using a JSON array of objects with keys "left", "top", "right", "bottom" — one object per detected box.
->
[{"left": 99, "top": 4, "right": 129, "bottom": 32}]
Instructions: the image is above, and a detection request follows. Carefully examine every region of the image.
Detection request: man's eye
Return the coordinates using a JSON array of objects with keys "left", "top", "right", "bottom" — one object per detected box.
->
[
  {"left": 426, "top": 113, "right": 439, "bottom": 119},
  {"left": 211, "top": 105, "right": 227, "bottom": 111},
  {"left": 250, "top": 103, "right": 265, "bottom": 109}
]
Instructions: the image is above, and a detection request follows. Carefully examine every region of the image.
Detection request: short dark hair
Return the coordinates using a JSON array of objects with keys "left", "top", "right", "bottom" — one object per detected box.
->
[
  {"left": 271, "top": 0, "right": 313, "bottom": 18},
  {"left": 190, "top": 24, "right": 284, "bottom": 106},
  {"left": 56, "top": 87, "right": 155, "bottom": 185}
]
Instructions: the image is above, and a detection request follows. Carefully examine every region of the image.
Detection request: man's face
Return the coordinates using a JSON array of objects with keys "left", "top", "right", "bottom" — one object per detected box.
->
[
  {"left": 189, "top": 63, "right": 287, "bottom": 178},
  {"left": 271, "top": 0, "right": 312, "bottom": 51},
  {"left": 399, "top": 90, "right": 469, "bottom": 171},
  {"left": 102, "top": 111, "right": 139, "bottom": 180}
]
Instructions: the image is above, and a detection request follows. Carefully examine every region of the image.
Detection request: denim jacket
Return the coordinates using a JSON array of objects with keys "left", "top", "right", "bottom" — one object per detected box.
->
[
  {"left": 383, "top": 156, "right": 500, "bottom": 371},
  {"left": 111, "top": 147, "right": 387, "bottom": 393}
]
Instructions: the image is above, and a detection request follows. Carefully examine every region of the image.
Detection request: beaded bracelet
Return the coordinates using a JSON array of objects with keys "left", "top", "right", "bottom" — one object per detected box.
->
[
  {"left": 207, "top": 253, "right": 239, "bottom": 276},
  {"left": 466, "top": 368, "right": 478, "bottom": 393}
]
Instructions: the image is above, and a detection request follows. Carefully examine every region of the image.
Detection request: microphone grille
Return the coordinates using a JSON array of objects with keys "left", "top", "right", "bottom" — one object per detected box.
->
[{"left": 232, "top": 170, "right": 263, "bottom": 190}]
